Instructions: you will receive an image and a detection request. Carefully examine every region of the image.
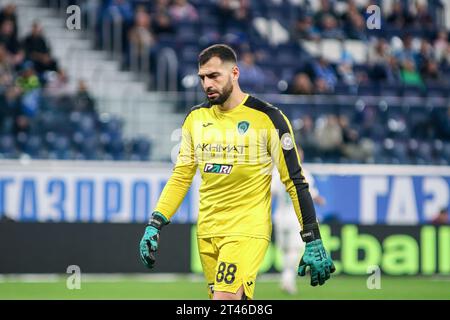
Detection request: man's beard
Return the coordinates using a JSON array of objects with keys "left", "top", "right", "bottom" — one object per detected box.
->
[{"left": 206, "top": 80, "right": 233, "bottom": 105}]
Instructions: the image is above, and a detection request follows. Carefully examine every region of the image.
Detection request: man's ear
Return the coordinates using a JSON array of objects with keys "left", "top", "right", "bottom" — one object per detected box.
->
[{"left": 232, "top": 65, "right": 240, "bottom": 81}]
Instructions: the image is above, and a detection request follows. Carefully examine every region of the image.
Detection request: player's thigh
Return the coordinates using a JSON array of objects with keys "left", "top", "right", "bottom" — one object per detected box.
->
[
  {"left": 197, "top": 237, "right": 218, "bottom": 298},
  {"left": 214, "top": 236, "right": 269, "bottom": 300}
]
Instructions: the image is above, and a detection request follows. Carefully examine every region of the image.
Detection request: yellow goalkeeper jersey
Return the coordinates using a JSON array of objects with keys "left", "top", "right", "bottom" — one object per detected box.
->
[{"left": 155, "top": 94, "right": 317, "bottom": 241}]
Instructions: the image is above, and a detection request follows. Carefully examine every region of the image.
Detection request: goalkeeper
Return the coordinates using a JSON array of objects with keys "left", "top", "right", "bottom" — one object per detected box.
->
[{"left": 139, "top": 44, "right": 335, "bottom": 300}]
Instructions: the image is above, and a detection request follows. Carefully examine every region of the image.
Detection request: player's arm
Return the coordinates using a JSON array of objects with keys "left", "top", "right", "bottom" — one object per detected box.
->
[
  {"left": 267, "top": 110, "right": 317, "bottom": 232},
  {"left": 139, "top": 113, "right": 198, "bottom": 269},
  {"left": 153, "top": 114, "right": 198, "bottom": 220},
  {"left": 267, "top": 108, "right": 335, "bottom": 286}
]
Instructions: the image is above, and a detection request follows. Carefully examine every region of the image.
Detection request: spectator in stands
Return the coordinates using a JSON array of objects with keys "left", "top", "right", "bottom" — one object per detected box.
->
[
  {"left": 237, "top": 50, "right": 266, "bottom": 92},
  {"left": 169, "top": 0, "right": 199, "bottom": 23},
  {"left": 0, "top": 3, "right": 17, "bottom": 40},
  {"left": 15, "top": 61, "right": 40, "bottom": 93},
  {"left": 0, "top": 43, "right": 13, "bottom": 87},
  {"left": 443, "top": 45, "right": 450, "bottom": 68},
  {"left": 340, "top": 0, "right": 361, "bottom": 22},
  {"left": 0, "top": 85, "right": 20, "bottom": 134},
  {"left": 152, "top": 12, "right": 176, "bottom": 37},
  {"left": 128, "top": 7, "right": 155, "bottom": 70},
  {"left": 287, "top": 72, "right": 313, "bottom": 95},
  {"left": 9, "top": 83, "right": 31, "bottom": 136},
  {"left": 422, "top": 59, "right": 443, "bottom": 84},
  {"left": 150, "top": 0, "right": 175, "bottom": 36},
  {"left": 341, "top": 0, "right": 367, "bottom": 40},
  {"left": 314, "top": 0, "right": 339, "bottom": 31},
  {"left": 291, "top": 13, "right": 320, "bottom": 42},
  {"left": 385, "top": 56, "right": 402, "bottom": 84},
  {"left": 216, "top": 0, "right": 251, "bottom": 34},
  {"left": 434, "top": 106, "right": 450, "bottom": 140},
  {"left": 343, "top": 8, "right": 368, "bottom": 41},
  {"left": 151, "top": 0, "right": 171, "bottom": 16},
  {"left": 16, "top": 61, "right": 41, "bottom": 118},
  {"left": 294, "top": 115, "right": 317, "bottom": 159},
  {"left": 400, "top": 58, "right": 424, "bottom": 87},
  {"left": 368, "top": 38, "right": 392, "bottom": 82},
  {"left": 337, "top": 47, "right": 357, "bottom": 87},
  {"left": 217, "top": 0, "right": 235, "bottom": 29},
  {"left": 394, "top": 34, "right": 417, "bottom": 67},
  {"left": 431, "top": 207, "right": 449, "bottom": 224},
  {"left": 312, "top": 78, "right": 331, "bottom": 94},
  {"left": 434, "top": 30, "right": 448, "bottom": 63},
  {"left": 97, "top": 0, "right": 134, "bottom": 51},
  {"left": 339, "top": 115, "right": 374, "bottom": 162},
  {"left": 413, "top": 2, "right": 433, "bottom": 31},
  {"left": 314, "top": 114, "right": 343, "bottom": 161},
  {"left": 312, "top": 57, "right": 337, "bottom": 91},
  {"left": 3, "top": 85, "right": 20, "bottom": 109},
  {"left": 0, "top": 19, "right": 21, "bottom": 59},
  {"left": 13, "top": 113, "right": 31, "bottom": 139},
  {"left": 387, "top": 1, "right": 414, "bottom": 28},
  {"left": 339, "top": 63, "right": 360, "bottom": 89},
  {"left": 232, "top": 0, "right": 251, "bottom": 31},
  {"left": 416, "top": 40, "right": 433, "bottom": 73},
  {"left": 368, "top": 38, "right": 390, "bottom": 64},
  {"left": 103, "top": 0, "right": 134, "bottom": 24},
  {"left": 22, "top": 21, "right": 48, "bottom": 57},
  {"left": 415, "top": 40, "right": 444, "bottom": 84},
  {"left": 22, "top": 21, "right": 58, "bottom": 75},
  {"left": 73, "top": 80, "right": 96, "bottom": 114},
  {"left": 320, "top": 14, "right": 344, "bottom": 39}
]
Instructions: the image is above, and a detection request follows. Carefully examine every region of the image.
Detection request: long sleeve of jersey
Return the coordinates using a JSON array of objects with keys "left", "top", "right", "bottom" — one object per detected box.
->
[
  {"left": 267, "top": 109, "right": 318, "bottom": 229},
  {"left": 154, "top": 113, "right": 197, "bottom": 220}
]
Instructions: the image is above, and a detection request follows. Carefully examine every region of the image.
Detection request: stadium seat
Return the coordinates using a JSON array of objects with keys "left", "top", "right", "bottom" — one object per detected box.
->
[
  {"left": 23, "top": 134, "right": 43, "bottom": 159},
  {"left": 0, "top": 134, "right": 16, "bottom": 158},
  {"left": 343, "top": 40, "right": 368, "bottom": 64},
  {"left": 299, "top": 40, "right": 320, "bottom": 57},
  {"left": 320, "top": 39, "right": 342, "bottom": 63}
]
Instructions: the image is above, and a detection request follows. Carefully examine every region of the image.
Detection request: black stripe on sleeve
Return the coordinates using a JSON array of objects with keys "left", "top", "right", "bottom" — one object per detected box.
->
[{"left": 244, "top": 96, "right": 317, "bottom": 226}]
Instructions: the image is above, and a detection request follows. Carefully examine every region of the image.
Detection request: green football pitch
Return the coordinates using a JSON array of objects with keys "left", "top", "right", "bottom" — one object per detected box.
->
[{"left": 1, "top": 274, "right": 449, "bottom": 300}]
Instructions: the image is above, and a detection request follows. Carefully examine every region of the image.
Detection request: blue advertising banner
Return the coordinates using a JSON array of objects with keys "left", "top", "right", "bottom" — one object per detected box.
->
[
  {"left": 0, "top": 161, "right": 448, "bottom": 224},
  {"left": 309, "top": 165, "right": 450, "bottom": 224}
]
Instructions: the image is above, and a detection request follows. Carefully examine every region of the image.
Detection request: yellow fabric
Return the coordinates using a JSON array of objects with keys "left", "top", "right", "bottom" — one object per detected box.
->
[
  {"left": 197, "top": 235, "right": 270, "bottom": 300},
  {"left": 154, "top": 94, "right": 307, "bottom": 240}
]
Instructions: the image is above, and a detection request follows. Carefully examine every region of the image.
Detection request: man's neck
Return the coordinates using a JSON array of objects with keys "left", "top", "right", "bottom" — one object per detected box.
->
[{"left": 217, "top": 89, "right": 247, "bottom": 112}]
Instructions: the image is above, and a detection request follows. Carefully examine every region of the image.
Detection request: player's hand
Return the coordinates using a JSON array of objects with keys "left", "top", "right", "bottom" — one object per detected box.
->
[
  {"left": 298, "top": 239, "right": 335, "bottom": 286},
  {"left": 139, "top": 211, "right": 169, "bottom": 269}
]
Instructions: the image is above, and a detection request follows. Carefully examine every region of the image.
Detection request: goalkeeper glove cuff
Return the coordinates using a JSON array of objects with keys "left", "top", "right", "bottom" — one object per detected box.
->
[
  {"left": 148, "top": 211, "right": 170, "bottom": 230},
  {"left": 300, "top": 222, "right": 322, "bottom": 243}
]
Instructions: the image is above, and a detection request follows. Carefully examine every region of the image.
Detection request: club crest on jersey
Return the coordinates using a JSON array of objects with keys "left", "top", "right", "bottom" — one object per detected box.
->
[
  {"left": 237, "top": 121, "right": 250, "bottom": 135},
  {"left": 204, "top": 163, "right": 233, "bottom": 174}
]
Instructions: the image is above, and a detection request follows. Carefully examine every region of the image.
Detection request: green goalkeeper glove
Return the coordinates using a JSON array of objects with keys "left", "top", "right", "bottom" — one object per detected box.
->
[
  {"left": 298, "top": 223, "right": 336, "bottom": 286},
  {"left": 139, "top": 211, "right": 169, "bottom": 269}
]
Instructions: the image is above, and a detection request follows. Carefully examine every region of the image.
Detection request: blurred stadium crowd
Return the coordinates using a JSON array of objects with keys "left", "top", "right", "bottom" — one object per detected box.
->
[
  {"left": 0, "top": 0, "right": 449, "bottom": 164},
  {"left": 0, "top": 2, "right": 150, "bottom": 160}
]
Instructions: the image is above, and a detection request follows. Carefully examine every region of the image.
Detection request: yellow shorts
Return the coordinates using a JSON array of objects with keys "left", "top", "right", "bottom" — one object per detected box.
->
[{"left": 197, "top": 236, "right": 270, "bottom": 300}]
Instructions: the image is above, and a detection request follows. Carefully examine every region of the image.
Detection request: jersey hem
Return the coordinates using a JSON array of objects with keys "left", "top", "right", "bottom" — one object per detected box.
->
[{"left": 196, "top": 232, "right": 271, "bottom": 241}]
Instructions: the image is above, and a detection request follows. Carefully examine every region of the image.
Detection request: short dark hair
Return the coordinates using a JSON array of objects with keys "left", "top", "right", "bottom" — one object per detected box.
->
[{"left": 198, "top": 44, "right": 237, "bottom": 66}]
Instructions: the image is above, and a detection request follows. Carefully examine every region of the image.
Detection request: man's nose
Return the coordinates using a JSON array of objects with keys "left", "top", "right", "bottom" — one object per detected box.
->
[{"left": 203, "top": 78, "right": 213, "bottom": 90}]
